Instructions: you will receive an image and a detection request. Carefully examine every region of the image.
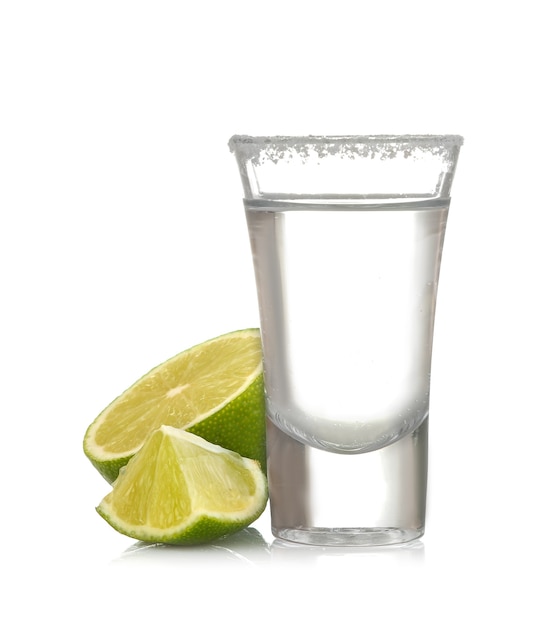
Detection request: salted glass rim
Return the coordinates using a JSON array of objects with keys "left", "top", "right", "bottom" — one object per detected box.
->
[
  {"left": 229, "top": 134, "right": 464, "bottom": 200},
  {"left": 229, "top": 134, "right": 464, "bottom": 150}
]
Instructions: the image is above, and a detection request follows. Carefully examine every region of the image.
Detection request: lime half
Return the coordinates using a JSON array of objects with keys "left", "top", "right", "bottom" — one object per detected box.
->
[{"left": 83, "top": 329, "right": 265, "bottom": 483}]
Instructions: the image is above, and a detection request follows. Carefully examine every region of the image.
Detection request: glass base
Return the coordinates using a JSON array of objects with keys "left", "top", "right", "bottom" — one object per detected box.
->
[
  {"left": 273, "top": 527, "right": 423, "bottom": 547},
  {"left": 266, "top": 418, "right": 428, "bottom": 548}
]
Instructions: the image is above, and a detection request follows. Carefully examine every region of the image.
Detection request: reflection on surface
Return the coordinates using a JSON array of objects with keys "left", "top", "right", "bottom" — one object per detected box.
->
[
  {"left": 111, "top": 527, "right": 271, "bottom": 567},
  {"left": 270, "top": 538, "right": 425, "bottom": 567},
  {"left": 111, "top": 526, "right": 424, "bottom": 568}
]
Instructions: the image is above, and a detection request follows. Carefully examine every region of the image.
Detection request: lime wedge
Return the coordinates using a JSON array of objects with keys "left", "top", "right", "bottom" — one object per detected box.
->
[
  {"left": 83, "top": 329, "right": 265, "bottom": 483},
  {"left": 97, "top": 426, "right": 267, "bottom": 545}
]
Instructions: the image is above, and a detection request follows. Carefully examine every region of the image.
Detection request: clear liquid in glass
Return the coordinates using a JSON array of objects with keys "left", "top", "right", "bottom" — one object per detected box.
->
[{"left": 245, "top": 198, "right": 448, "bottom": 455}]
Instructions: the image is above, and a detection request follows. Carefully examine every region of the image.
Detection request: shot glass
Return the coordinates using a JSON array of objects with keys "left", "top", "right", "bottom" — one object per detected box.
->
[{"left": 229, "top": 135, "right": 463, "bottom": 546}]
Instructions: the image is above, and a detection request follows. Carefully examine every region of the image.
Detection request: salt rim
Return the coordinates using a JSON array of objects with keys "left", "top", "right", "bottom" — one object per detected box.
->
[{"left": 229, "top": 134, "right": 464, "bottom": 164}]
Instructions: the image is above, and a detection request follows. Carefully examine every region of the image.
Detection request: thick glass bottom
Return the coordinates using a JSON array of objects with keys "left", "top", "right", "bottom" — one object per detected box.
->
[
  {"left": 273, "top": 526, "right": 424, "bottom": 547},
  {"left": 266, "top": 417, "right": 428, "bottom": 548}
]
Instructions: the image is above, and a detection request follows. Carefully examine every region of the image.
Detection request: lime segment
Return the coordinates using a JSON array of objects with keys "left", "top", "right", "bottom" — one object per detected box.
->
[{"left": 97, "top": 426, "right": 267, "bottom": 545}]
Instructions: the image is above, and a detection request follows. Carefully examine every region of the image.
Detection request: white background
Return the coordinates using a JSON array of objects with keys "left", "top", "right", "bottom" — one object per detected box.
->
[{"left": 1, "top": 1, "right": 539, "bottom": 624}]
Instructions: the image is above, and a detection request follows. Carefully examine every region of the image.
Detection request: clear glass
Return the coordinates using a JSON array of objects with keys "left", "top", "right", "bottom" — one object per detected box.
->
[{"left": 229, "top": 135, "right": 463, "bottom": 546}]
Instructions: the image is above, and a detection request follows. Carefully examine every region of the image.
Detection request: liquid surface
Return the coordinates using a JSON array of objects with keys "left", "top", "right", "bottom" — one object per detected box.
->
[{"left": 246, "top": 199, "right": 448, "bottom": 453}]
